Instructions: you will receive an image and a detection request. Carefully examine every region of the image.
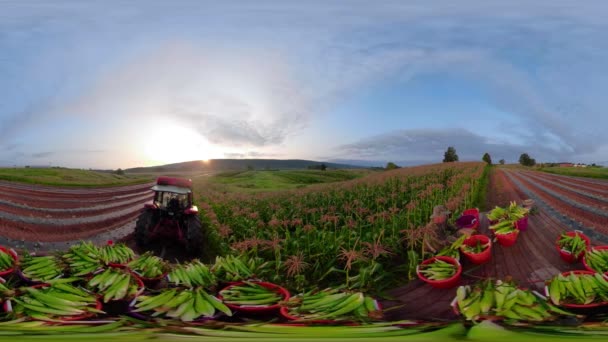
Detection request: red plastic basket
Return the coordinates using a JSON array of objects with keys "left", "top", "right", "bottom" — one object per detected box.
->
[
  {"left": 462, "top": 208, "right": 480, "bottom": 230},
  {"left": 456, "top": 215, "right": 478, "bottom": 230},
  {"left": 416, "top": 256, "right": 462, "bottom": 289},
  {"left": 462, "top": 208, "right": 480, "bottom": 217},
  {"left": 495, "top": 229, "right": 519, "bottom": 247},
  {"left": 582, "top": 246, "right": 608, "bottom": 272},
  {"left": 218, "top": 281, "right": 290, "bottom": 313},
  {"left": 461, "top": 235, "right": 492, "bottom": 264},
  {"left": 515, "top": 216, "right": 529, "bottom": 231},
  {"left": 0, "top": 247, "right": 18, "bottom": 277},
  {"left": 556, "top": 231, "right": 590, "bottom": 263},
  {"left": 545, "top": 270, "right": 608, "bottom": 309},
  {"left": 135, "top": 271, "right": 168, "bottom": 289}
]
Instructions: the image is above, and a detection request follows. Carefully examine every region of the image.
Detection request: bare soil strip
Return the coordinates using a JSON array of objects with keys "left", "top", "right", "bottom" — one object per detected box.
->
[
  {"left": 526, "top": 171, "right": 608, "bottom": 197},
  {"left": 0, "top": 193, "right": 152, "bottom": 218},
  {"left": 516, "top": 172, "right": 608, "bottom": 210},
  {"left": 0, "top": 182, "right": 154, "bottom": 200},
  {"left": 507, "top": 171, "right": 608, "bottom": 235},
  {"left": 0, "top": 180, "right": 153, "bottom": 192},
  {"left": 524, "top": 172, "right": 608, "bottom": 203},
  {"left": 0, "top": 190, "right": 152, "bottom": 209},
  {"left": 537, "top": 172, "right": 608, "bottom": 188},
  {"left": 0, "top": 210, "right": 141, "bottom": 242},
  {"left": 0, "top": 182, "right": 152, "bottom": 244}
]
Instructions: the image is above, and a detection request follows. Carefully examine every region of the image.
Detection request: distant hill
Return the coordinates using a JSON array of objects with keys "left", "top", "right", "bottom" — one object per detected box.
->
[
  {"left": 125, "top": 159, "right": 364, "bottom": 173},
  {"left": 0, "top": 167, "right": 151, "bottom": 187}
]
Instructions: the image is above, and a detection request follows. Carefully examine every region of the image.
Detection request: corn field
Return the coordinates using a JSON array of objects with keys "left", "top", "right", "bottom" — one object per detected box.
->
[{"left": 199, "top": 162, "right": 488, "bottom": 293}]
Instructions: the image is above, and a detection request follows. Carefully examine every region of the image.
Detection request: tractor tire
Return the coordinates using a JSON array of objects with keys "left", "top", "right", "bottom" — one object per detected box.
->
[
  {"left": 185, "top": 215, "right": 204, "bottom": 256},
  {"left": 135, "top": 210, "right": 155, "bottom": 248}
]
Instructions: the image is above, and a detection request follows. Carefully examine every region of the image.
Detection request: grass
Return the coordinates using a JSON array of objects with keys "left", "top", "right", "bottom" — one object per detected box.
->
[
  {"left": 0, "top": 167, "right": 152, "bottom": 187},
  {"left": 204, "top": 169, "right": 372, "bottom": 192},
  {"left": 539, "top": 166, "right": 608, "bottom": 180},
  {"left": 472, "top": 164, "right": 491, "bottom": 211}
]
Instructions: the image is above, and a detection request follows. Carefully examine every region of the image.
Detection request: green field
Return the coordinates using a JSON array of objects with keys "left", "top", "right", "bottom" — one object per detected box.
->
[
  {"left": 539, "top": 166, "right": 608, "bottom": 179},
  {"left": 0, "top": 167, "right": 152, "bottom": 187},
  {"left": 204, "top": 169, "right": 372, "bottom": 192}
]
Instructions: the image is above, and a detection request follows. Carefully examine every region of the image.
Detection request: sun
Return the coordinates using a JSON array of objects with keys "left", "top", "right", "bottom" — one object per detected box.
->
[{"left": 142, "top": 121, "right": 218, "bottom": 165}]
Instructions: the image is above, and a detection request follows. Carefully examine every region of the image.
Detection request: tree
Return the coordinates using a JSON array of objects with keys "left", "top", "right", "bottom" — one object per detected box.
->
[
  {"left": 385, "top": 162, "right": 399, "bottom": 170},
  {"left": 246, "top": 164, "right": 254, "bottom": 171},
  {"left": 519, "top": 153, "right": 536, "bottom": 167},
  {"left": 443, "top": 146, "right": 459, "bottom": 162},
  {"left": 115, "top": 168, "right": 124, "bottom": 175},
  {"left": 482, "top": 153, "right": 492, "bottom": 165},
  {"left": 499, "top": 159, "right": 505, "bottom": 165},
  {"left": 320, "top": 163, "right": 327, "bottom": 171}
]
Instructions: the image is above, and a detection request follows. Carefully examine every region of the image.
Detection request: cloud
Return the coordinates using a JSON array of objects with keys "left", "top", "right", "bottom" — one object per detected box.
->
[
  {"left": 41, "top": 42, "right": 313, "bottom": 150},
  {"left": 2, "top": 2, "right": 608, "bottom": 167},
  {"left": 223, "top": 151, "right": 281, "bottom": 159},
  {"left": 337, "top": 128, "right": 569, "bottom": 164},
  {"left": 31, "top": 151, "right": 53, "bottom": 158},
  {"left": 1, "top": 143, "right": 20, "bottom": 152}
]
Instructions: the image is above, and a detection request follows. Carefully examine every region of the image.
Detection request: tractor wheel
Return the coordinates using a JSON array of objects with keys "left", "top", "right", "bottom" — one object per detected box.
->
[
  {"left": 135, "top": 210, "right": 155, "bottom": 248},
  {"left": 185, "top": 215, "right": 204, "bottom": 256}
]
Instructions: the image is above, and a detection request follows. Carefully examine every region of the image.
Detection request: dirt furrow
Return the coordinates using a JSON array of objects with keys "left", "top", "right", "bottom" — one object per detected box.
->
[
  {"left": 0, "top": 180, "right": 153, "bottom": 193},
  {"left": 0, "top": 221, "right": 136, "bottom": 252},
  {"left": 510, "top": 171, "right": 608, "bottom": 219},
  {"left": 0, "top": 202, "right": 145, "bottom": 226},
  {"left": 0, "top": 194, "right": 152, "bottom": 219},
  {"left": 523, "top": 172, "right": 608, "bottom": 203},
  {"left": 504, "top": 170, "right": 608, "bottom": 241},
  {"left": 0, "top": 182, "right": 154, "bottom": 200},
  {"left": 0, "top": 210, "right": 142, "bottom": 242},
  {"left": 529, "top": 171, "right": 608, "bottom": 196},
  {"left": 0, "top": 189, "right": 152, "bottom": 209},
  {"left": 517, "top": 172, "right": 608, "bottom": 209},
  {"left": 538, "top": 172, "right": 608, "bottom": 188}
]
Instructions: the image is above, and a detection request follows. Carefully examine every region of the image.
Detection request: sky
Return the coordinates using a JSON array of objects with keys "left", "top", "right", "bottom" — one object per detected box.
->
[{"left": 2, "top": 1, "right": 608, "bottom": 169}]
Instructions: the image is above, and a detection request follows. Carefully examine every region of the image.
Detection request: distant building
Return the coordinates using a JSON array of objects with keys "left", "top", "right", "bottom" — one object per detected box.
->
[
  {"left": 558, "top": 163, "right": 574, "bottom": 167},
  {"left": 574, "top": 163, "right": 587, "bottom": 168}
]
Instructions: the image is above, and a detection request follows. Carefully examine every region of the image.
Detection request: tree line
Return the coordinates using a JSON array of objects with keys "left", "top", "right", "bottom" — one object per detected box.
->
[{"left": 385, "top": 147, "right": 536, "bottom": 170}]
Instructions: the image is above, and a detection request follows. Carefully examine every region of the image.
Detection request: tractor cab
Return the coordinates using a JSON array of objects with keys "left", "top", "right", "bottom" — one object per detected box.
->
[
  {"left": 136, "top": 176, "right": 203, "bottom": 255},
  {"left": 144, "top": 176, "right": 198, "bottom": 216}
]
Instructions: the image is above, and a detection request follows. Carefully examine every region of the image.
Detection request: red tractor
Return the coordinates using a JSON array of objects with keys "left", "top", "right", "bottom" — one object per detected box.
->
[{"left": 135, "top": 176, "right": 204, "bottom": 255}]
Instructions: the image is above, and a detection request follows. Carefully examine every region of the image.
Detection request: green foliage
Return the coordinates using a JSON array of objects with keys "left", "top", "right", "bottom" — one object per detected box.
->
[
  {"left": 385, "top": 162, "right": 399, "bottom": 170},
  {"left": 499, "top": 159, "right": 506, "bottom": 165},
  {"left": 202, "top": 162, "right": 487, "bottom": 294},
  {"left": 307, "top": 163, "right": 328, "bottom": 171},
  {"left": 519, "top": 153, "right": 536, "bottom": 167},
  {"left": 0, "top": 167, "right": 150, "bottom": 187},
  {"left": 540, "top": 166, "right": 608, "bottom": 180},
  {"left": 443, "top": 146, "right": 459, "bottom": 162},
  {"left": 471, "top": 164, "right": 490, "bottom": 211},
  {"left": 482, "top": 153, "right": 492, "bottom": 165},
  {"left": 208, "top": 170, "right": 365, "bottom": 192}
]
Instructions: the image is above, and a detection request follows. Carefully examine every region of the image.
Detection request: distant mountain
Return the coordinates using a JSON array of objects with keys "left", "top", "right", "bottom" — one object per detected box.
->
[
  {"left": 328, "top": 159, "right": 435, "bottom": 168},
  {"left": 125, "top": 159, "right": 365, "bottom": 173}
]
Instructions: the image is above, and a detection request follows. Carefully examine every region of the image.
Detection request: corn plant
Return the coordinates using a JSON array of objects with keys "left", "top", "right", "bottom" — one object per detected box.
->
[{"left": 199, "top": 162, "right": 486, "bottom": 294}]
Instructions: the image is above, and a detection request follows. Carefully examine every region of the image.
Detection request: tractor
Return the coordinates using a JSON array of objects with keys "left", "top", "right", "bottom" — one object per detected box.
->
[{"left": 135, "top": 176, "right": 204, "bottom": 255}]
